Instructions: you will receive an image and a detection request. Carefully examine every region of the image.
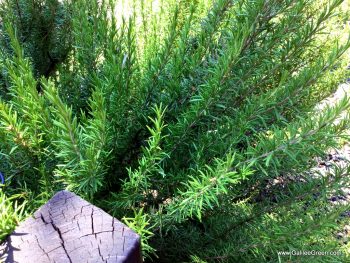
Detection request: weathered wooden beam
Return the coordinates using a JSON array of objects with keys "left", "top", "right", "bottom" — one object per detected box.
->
[{"left": 1, "top": 191, "right": 142, "bottom": 263}]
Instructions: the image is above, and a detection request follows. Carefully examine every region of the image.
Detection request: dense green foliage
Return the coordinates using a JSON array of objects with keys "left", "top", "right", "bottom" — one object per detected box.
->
[{"left": 0, "top": 0, "right": 350, "bottom": 262}]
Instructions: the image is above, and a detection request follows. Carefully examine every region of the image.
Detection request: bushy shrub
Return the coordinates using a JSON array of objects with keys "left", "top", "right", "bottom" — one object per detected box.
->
[
  {"left": 0, "top": 0, "right": 350, "bottom": 262},
  {"left": 0, "top": 191, "right": 25, "bottom": 241}
]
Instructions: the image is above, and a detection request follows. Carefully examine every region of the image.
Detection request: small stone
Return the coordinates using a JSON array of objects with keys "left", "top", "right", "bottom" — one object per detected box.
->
[
  {"left": 336, "top": 232, "right": 344, "bottom": 239},
  {"left": 330, "top": 196, "right": 338, "bottom": 202},
  {"left": 324, "top": 162, "right": 332, "bottom": 167}
]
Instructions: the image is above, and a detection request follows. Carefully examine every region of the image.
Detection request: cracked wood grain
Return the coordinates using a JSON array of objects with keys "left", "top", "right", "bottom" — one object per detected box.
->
[{"left": 0, "top": 191, "right": 142, "bottom": 263}]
